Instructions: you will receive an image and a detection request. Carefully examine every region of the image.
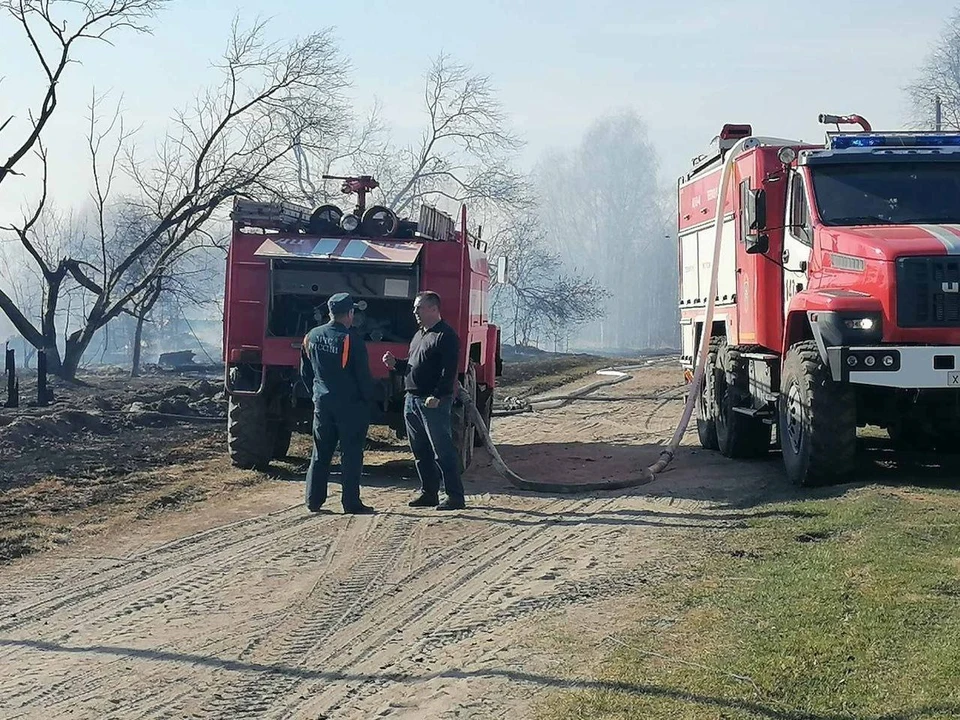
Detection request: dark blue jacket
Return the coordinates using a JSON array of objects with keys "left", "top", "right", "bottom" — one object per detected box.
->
[{"left": 300, "top": 321, "right": 374, "bottom": 406}]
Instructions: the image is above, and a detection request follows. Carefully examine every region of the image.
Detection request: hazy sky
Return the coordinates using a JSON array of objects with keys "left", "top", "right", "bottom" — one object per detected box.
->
[{"left": 0, "top": 0, "right": 952, "bottom": 213}]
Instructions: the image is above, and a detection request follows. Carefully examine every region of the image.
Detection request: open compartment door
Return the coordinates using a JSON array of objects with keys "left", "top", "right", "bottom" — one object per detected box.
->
[{"left": 257, "top": 236, "right": 424, "bottom": 342}]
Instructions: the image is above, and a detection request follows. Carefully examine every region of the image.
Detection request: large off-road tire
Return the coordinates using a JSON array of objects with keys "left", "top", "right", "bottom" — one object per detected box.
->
[
  {"left": 228, "top": 394, "right": 275, "bottom": 471},
  {"left": 696, "top": 338, "right": 721, "bottom": 450},
  {"left": 779, "top": 341, "right": 856, "bottom": 486},
  {"left": 714, "top": 341, "right": 772, "bottom": 459},
  {"left": 453, "top": 364, "right": 477, "bottom": 474},
  {"left": 474, "top": 386, "right": 493, "bottom": 447}
]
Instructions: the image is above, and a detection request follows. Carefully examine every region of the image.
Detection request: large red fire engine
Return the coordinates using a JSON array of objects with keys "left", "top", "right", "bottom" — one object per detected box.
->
[
  {"left": 679, "top": 115, "right": 960, "bottom": 485},
  {"left": 222, "top": 175, "right": 501, "bottom": 473}
]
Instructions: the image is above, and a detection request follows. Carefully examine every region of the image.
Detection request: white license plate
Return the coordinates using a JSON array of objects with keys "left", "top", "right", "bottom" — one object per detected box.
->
[{"left": 947, "top": 372, "right": 960, "bottom": 387}]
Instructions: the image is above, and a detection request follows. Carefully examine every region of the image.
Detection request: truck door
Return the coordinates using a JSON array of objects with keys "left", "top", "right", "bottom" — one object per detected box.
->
[{"left": 782, "top": 170, "right": 813, "bottom": 317}]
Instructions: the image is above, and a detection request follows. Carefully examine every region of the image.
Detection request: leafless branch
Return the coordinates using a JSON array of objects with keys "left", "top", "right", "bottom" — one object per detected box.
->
[
  {"left": 383, "top": 53, "right": 524, "bottom": 215},
  {"left": 0, "top": 0, "right": 168, "bottom": 189},
  {"left": 905, "top": 9, "right": 960, "bottom": 129}
]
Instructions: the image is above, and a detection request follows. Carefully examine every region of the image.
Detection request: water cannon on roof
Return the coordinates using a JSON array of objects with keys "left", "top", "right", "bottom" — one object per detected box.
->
[
  {"left": 316, "top": 174, "right": 399, "bottom": 238},
  {"left": 819, "top": 113, "right": 872, "bottom": 133}
]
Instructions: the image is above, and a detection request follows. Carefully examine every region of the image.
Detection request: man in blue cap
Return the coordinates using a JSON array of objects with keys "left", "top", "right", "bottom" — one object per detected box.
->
[{"left": 300, "top": 292, "right": 375, "bottom": 514}]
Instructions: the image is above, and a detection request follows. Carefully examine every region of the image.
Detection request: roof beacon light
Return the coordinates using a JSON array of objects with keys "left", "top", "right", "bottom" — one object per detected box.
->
[{"left": 828, "top": 133, "right": 960, "bottom": 150}]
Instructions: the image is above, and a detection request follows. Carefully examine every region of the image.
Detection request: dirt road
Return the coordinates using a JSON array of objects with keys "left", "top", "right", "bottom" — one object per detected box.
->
[{"left": 0, "top": 363, "right": 841, "bottom": 718}]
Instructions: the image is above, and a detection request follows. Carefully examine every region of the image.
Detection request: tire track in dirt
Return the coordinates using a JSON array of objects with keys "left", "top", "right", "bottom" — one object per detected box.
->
[
  {"left": 177, "top": 499, "right": 578, "bottom": 718},
  {"left": 295, "top": 500, "right": 602, "bottom": 716},
  {"left": 186, "top": 515, "right": 417, "bottom": 720},
  {"left": 291, "top": 496, "right": 678, "bottom": 718},
  {"left": 0, "top": 510, "right": 348, "bottom": 715},
  {"left": 0, "top": 507, "right": 309, "bottom": 634},
  {"left": 1, "top": 514, "right": 385, "bottom": 719},
  {"left": 103, "top": 496, "right": 594, "bottom": 719}
]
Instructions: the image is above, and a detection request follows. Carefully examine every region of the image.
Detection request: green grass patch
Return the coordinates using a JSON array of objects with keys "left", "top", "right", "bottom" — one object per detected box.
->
[{"left": 538, "top": 487, "right": 960, "bottom": 720}]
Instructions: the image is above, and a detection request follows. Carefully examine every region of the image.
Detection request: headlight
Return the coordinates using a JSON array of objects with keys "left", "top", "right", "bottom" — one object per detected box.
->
[
  {"left": 341, "top": 213, "right": 360, "bottom": 233},
  {"left": 811, "top": 310, "right": 883, "bottom": 347},
  {"left": 844, "top": 317, "right": 875, "bottom": 331}
]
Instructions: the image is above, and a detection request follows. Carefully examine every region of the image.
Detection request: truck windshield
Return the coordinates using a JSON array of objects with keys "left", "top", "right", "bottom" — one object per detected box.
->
[{"left": 810, "top": 161, "right": 960, "bottom": 226}]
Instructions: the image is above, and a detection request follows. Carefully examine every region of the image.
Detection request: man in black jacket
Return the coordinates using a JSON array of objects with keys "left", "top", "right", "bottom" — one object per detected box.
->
[
  {"left": 383, "top": 291, "right": 465, "bottom": 511},
  {"left": 300, "top": 292, "right": 375, "bottom": 515}
]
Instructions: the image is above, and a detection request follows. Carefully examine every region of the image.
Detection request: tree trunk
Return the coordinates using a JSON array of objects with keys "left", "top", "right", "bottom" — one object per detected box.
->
[
  {"left": 60, "top": 325, "right": 98, "bottom": 382},
  {"left": 41, "top": 273, "right": 66, "bottom": 376},
  {"left": 131, "top": 315, "right": 146, "bottom": 378}
]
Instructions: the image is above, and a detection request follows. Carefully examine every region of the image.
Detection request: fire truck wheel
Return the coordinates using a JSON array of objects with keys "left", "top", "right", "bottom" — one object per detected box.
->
[
  {"left": 779, "top": 341, "right": 856, "bottom": 486},
  {"left": 228, "top": 395, "right": 274, "bottom": 471},
  {"left": 696, "top": 339, "right": 721, "bottom": 450},
  {"left": 474, "top": 387, "right": 493, "bottom": 448},
  {"left": 714, "top": 342, "right": 771, "bottom": 459}
]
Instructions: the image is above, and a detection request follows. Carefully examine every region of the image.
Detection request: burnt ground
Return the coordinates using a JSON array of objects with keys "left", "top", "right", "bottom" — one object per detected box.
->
[{"left": 0, "top": 354, "right": 610, "bottom": 564}]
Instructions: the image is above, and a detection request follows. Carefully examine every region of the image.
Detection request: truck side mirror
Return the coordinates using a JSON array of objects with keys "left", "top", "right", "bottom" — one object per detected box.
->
[
  {"left": 743, "top": 188, "right": 767, "bottom": 233},
  {"left": 754, "top": 189, "right": 767, "bottom": 231},
  {"left": 745, "top": 233, "right": 770, "bottom": 254},
  {"left": 741, "top": 184, "right": 768, "bottom": 254}
]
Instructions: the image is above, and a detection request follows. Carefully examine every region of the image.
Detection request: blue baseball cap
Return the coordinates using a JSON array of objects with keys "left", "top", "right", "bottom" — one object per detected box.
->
[{"left": 327, "top": 292, "right": 360, "bottom": 315}]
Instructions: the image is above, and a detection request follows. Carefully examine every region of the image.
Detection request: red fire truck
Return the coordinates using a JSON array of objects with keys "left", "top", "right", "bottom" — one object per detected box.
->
[
  {"left": 222, "top": 175, "right": 501, "bottom": 473},
  {"left": 679, "top": 116, "right": 960, "bottom": 485}
]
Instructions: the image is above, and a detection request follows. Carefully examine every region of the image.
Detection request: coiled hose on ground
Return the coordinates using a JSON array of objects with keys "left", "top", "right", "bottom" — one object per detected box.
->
[{"left": 459, "top": 366, "right": 660, "bottom": 493}]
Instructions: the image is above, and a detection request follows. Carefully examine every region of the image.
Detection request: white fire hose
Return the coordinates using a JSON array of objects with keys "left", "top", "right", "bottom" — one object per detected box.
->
[{"left": 465, "top": 135, "right": 793, "bottom": 493}]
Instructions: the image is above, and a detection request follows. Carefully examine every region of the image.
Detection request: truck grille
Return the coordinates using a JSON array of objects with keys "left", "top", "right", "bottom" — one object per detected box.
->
[{"left": 896, "top": 256, "right": 960, "bottom": 327}]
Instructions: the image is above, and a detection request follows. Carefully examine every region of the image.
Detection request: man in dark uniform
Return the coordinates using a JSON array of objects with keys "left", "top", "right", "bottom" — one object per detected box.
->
[
  {"left": 382, "top": 290, "right": 465, "bottom": 511},
  {"left": 300, "top": 292, "right": 375, "bottom": 515}
]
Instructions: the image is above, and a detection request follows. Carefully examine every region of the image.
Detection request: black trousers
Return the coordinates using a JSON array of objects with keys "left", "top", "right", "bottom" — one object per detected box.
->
[
  {"left": 403, "top": 393, "right": 464, "bottom": 501},
  {"left": 305, "top": 397, "right": 368, "bottom": 510}
]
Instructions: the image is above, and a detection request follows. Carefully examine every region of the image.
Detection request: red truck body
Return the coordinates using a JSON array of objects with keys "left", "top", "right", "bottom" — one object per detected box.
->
[
  {"left": 222, "top": 195, "right": 501, "bottom": 472},
  {"left": 678, "top": 119, "right": 960, "bottom": 485}
]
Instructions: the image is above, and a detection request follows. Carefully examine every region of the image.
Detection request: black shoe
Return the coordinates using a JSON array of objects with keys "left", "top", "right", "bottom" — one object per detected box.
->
[
  {"left": 343, "top": 503, "right": 375, "bottom": 515},
  {"left": 436, "top": 497, "right": 465, "bottom": 511},
  {"left": 408, "top": 494, "right": 439, "bottom": 508},
  {"left": 307, "top": 502, "right": 326, "bottom": 513}
]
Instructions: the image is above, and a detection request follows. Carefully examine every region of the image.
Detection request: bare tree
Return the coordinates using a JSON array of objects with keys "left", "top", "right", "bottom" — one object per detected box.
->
[
  {"left": 0, "top": 0, "right": 168, "bottom": 189},
  {"left": 291, "top": 53, "right": 527, "bottom": 219},
  {"left": 490, "top": 216, "right": 606, "bottom": 347},
  {"left": 0, "top": 18, "right": 351, "bottom": 379},
  {"left": 906, "top": 7, "right": 960, "bottom": 129},
  {"left": 292, "top": 101, "right": 390, "bottom": 205},
  {"left": 384, "top": 54, "right": 526, "bottom": 215}
]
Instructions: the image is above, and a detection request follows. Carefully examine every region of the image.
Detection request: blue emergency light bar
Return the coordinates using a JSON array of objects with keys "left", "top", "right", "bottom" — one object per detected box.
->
[{"left": 828, "top": 133, "right": 960, "bottom": 150}]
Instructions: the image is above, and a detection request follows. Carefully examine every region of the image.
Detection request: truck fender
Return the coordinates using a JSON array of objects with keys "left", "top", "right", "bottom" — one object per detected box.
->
[{"left": 783, "top": 290, "right": 883, "bottom": 369}]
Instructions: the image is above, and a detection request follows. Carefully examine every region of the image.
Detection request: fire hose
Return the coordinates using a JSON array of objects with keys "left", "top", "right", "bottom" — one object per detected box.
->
[{"left": 464, "top": 134, "right": 794, "bottom": 494}]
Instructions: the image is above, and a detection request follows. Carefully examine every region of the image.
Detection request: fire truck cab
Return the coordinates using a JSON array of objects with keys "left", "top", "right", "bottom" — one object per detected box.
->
[{"left": 678, "top": 116, "right": 960, "bottom": 485}]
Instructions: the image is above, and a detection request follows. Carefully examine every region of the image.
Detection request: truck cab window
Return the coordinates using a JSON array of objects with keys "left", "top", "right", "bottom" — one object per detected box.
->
[
  {"left": 810, "top": 161, "right": 960, "bottom": 226},
  {"left": 789, "top": 174, "right": 812, "bottom": 246}
]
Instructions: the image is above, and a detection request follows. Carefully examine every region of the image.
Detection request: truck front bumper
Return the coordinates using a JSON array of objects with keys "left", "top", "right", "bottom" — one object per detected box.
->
[{"left": 827, "top": 346, "right": 960, "bottom": 389}]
